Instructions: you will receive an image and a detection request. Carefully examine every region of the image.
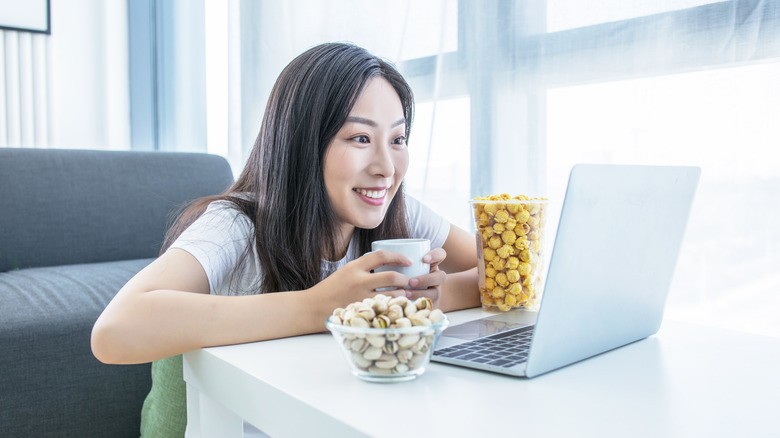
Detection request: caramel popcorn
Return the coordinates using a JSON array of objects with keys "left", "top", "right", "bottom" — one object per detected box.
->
[{"left": 471, "top": 194, "right": 548, "bottom": 311}]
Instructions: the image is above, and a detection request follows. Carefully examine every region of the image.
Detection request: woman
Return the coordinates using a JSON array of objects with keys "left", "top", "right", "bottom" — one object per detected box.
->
[{"left": 92, "top": 42, "right": 478, "bottom": 436}]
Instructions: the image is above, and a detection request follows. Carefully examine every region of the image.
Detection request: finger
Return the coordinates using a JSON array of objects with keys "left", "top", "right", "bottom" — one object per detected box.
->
[
  {"left": 362, "top": 250, "right": 413, "bottom": 271},
  {"left": 369, "top": 270, "right": 410, "bottom": 291},
  {"left": 408, "top": 270, "right": 447, "bottom": 289},
  {"left": 422, "top": 247, "right": 447, "bottom": 269}
]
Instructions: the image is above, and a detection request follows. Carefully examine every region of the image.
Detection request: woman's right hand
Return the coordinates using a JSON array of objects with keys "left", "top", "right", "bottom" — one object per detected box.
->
[{"left": 314, "top": 250, "right": 413, "bottom": 308}]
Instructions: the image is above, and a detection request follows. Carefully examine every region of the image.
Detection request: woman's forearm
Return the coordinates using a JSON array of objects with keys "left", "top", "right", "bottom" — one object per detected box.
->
[
  {"left": 91, "top": 286, "right": 329, "bottom": 365},
  {"left": 438, "top": 267, "right": 480, "bottom": 312}
]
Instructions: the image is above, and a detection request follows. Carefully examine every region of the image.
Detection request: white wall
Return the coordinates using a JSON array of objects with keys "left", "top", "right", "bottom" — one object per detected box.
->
[{"left": 1, "top": 0, "right": 129, "bottom": 149}]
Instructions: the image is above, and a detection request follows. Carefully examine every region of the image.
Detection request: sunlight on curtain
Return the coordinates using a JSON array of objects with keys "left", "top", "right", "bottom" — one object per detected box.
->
[
  {"left": 547, "top": 0, "right": 725, "bottom": 32},
  {"left": 219, "top": 0, "right": 780, "bottom": 338},
  {"left": 547, "top": 62, "right": 780, "bottom": 337},
  {"left": 230, "top": 0, "right": 465, "bottom": 225}
]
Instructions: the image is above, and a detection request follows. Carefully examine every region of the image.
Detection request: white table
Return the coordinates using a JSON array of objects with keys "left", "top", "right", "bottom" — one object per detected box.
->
[{"left": 183, "top": 308, "right": 780, "bottom": 437}]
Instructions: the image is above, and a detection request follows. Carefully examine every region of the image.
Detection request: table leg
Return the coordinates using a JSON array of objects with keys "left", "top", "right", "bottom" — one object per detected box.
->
[{"left": 186, "top": 382, "right": 244, "bottom": 438}]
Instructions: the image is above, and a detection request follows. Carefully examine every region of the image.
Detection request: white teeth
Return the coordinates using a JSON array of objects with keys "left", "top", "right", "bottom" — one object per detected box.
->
[{"left": 355, "top": 188, "right": 386, "bottom": 199}]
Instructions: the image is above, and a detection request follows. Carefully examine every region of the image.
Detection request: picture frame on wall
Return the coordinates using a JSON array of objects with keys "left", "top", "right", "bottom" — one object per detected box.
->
[{"left": 0, "top": 0, "right": 50, "bottom": 34}]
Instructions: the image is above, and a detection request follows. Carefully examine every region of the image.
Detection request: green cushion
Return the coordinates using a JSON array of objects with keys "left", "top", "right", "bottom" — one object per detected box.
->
[{"left": 140, "top": 354, "right": 187, "bottom": 437}]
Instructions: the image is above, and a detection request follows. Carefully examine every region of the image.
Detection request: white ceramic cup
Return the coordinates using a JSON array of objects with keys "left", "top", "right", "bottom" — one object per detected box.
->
[{"left": 371, "top": 238, "right": 431, "bottom": 290}]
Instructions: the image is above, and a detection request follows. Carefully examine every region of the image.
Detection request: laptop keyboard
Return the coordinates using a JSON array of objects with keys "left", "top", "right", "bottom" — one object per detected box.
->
[{"left": 433, "top": 326, "right": 535, "bottom": 368}]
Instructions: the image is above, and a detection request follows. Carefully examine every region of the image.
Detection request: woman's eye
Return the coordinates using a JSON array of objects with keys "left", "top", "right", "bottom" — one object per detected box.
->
[
  {"left": 352, "top": 135, "right": 370, "bottom": 144},
  {"left": 392, "top": 136, "right": 407, "bottom": 146}
]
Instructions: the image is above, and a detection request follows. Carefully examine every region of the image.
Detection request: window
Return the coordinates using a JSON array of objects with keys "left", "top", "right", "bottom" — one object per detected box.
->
[{"left": 147, "top": 0, "right": 780, "bottom": 337}]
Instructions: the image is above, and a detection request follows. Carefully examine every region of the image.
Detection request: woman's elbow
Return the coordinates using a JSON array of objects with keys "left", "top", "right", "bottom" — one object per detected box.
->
[{"left": 91, "top": 318, "right": 127, "bottom": 364}]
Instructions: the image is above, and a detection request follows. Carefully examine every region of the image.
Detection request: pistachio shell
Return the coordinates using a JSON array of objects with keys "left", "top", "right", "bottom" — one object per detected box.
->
[
  {"left": 366, "top": 334, "right": 385, "bottom": 348},
  {"left": 351, "top": 352, "right": 372, "bottom": 369},
  {"left": 388, "top": 296, "right": 408, "bottom": 307},
  {"left": 394, "top": 318, "right": 412, "bottom": 328},
  {"left": 398, "top": 334, "right": 420, "bottom": 349},
  {"left": 415, "top": 308, "right": 431, "bottom": 319},
  {"left": 409, "top": 315, "right": 431, "bottom": 327},
  {"left": 393, "top": 363, "right": 409, "bottom": 374},
  {"left": 404, "top": 302, "right": 417, "bottom": 317},
  {"left": 383, "top": 341, "right": 399, "bottom": 354},
  {"left": 387, "top": 305, "right": 404, "bottom": 322},
  {"left": 349, "top": 315, "right": 370, "bottom": 328},
  {"left": 429, "top": 309, "right": 445, "bottom": 324},
  {"left": 362, "top": 346, "right": 383, "bottom": 360},
  {"left": 407, "top": 352, "right": 427, "bottom": 369},
  {"left": 415, "top": 297, "right": 433, "bottom": 311},
  {"left": 374, "top": 354, "right": 399, "bottom": 369},
  {"left": 368, "top": 366, "right": 393, "bottom": 374},
  {"left": 349, "top": 338, "right": 368, "bottom": 353},
  {"left": 413, "top": 338, "right": 430, "bottom": 354},
  {"left": 371, "top": 314, "right": 390, "bottom": 329},
  {"left": 397, "top": 349, "right": 413, "bottom": 363}
]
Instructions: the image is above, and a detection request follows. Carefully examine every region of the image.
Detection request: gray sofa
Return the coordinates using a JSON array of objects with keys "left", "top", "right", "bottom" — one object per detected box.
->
[{"left": 0, "top": 148, "right": 234, "bottom": 437}]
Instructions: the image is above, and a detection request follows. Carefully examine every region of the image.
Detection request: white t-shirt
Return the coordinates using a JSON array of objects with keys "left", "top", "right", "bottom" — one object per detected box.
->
[{"left": 170, "top": 195, "right": 450, "bottom": 296}]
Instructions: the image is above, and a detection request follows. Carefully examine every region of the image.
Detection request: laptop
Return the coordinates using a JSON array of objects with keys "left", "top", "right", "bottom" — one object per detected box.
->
[{"left": 432, "top": 164, "right": 701, "bottom": 378}]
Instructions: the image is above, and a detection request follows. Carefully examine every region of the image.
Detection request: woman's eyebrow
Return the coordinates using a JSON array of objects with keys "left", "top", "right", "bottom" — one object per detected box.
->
[{"left": 346, "top": 116, "right": 406, "bottom": 128}]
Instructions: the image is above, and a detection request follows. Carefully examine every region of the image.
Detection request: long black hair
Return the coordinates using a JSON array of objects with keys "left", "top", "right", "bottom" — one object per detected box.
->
[{"left": 163, "top": 43, "right": 414, "bottom": 293}]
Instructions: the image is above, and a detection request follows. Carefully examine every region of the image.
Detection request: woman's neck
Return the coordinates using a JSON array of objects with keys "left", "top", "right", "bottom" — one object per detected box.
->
[{"left": 328, "top": 224, "right": 355, "bottom": 261}]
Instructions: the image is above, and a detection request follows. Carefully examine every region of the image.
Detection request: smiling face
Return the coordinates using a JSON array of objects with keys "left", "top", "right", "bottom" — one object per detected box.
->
[{"left": 323, "top": 76, "right": 409, "bottom": 241}]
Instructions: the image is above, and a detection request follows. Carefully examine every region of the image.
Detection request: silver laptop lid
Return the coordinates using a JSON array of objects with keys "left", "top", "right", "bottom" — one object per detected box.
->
[{"left": 525, "top": 164, "right": 700, "bottom": 377}]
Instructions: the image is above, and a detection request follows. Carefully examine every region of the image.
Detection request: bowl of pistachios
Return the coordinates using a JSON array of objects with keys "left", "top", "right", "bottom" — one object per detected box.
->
[{"left": 326, "top": 294, "right": 449, "bottom": 383}]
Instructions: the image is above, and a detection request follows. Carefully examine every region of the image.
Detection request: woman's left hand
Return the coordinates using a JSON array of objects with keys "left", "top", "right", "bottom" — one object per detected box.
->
[{"left": 406, "top": 247, "right": 447, "bottom": 307}]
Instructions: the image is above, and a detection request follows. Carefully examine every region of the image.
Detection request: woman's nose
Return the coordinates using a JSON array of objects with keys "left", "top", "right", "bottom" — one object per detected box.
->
[{"left": 369, "top": 144, "right": 395, "bottom": 178}]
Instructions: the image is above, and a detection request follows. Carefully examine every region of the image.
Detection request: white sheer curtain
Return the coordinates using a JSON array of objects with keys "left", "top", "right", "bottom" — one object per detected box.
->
[{"left": 207, "top": 0, "right": 780, "bottom": 337}]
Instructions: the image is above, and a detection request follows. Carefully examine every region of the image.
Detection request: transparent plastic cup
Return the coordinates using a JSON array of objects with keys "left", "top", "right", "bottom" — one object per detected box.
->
[{"left": 469, "top": 198, "right": 549, "bottom": 312}]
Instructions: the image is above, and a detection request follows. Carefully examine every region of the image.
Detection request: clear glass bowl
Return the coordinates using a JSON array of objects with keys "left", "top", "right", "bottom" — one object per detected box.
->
[{"left": 326, "top": 315, "right": 449, "bottom": 382}]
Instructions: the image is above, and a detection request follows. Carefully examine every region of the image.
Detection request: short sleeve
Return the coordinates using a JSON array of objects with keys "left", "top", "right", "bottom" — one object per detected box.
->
[
  {"left": 169, "top": 201, "right": 258, "bottom": 295},
  {"left": 405, "top": 195, "right": 450, "bottom": 249}
]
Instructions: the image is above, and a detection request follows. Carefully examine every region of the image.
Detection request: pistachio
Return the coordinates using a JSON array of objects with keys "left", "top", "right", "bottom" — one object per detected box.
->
[
  {"left": 415, "top": 308, "right": 431, "bottom": 319},
  {"left": 407, "top": 353, "right": 426, "bottom": 369},
  {"left": 429, "top": 308, "right": 445, "bottom": 324},
  {"left": 371, "top": 314, "right": 390, "bottom": 329},
  {"left": 374, "top": 353, "right": 399, "bottom": 369},
  {"left": 386, "top": 304, "right": 404, "bottom": 322},
  {"left": 394, "top": 318, "right": 412, "bottom": 328},
  {"left": 393, "top": 363, "right": 409, "bottom": 374},
  {"left": 383, "top": 341, "right": 399, "bottom": 354},
  {"left": 415, "top": 297, "right": 433, "bottom": 311},
  {"left": 398, "top": 334, "right": 420, "bottom": 349},
  {"left": 409, "top": 315, "right": 431, "bottom": 327},
  {"left": 366, "top": 334, "right": 385, "bottom": 348},
  {"left": 349, "top": 315, "right": 370, "bottom": 328},
  {"left": 329, "top": 315, "right": 343, "bottom": 325},
  {"left": 396, "top": 349, "right": 413, "bottom": 364},
  {"left": 404, "top": 302, "right": 417, "bottom": 318},
  {"left": 362, "top": 346, "right": 383, "bottom": 360},
  {"left": 412, "top": 338, "right": 430, "bottom": 354},
  {"left": 351, "top": 352, "right": 372, "bottom": 369},
  {"left": 368, "top": 366, "right": 393, "bottom": 374},
  {"left": 349, "top": 338, "right": 366, "bottom": 353},
  {"left": 388, "top": 296, "right": 408, "bottom": 307},
  {"left": 371, "top": 299, "right": 388, "bottom": 315},
  {"left": 385, "top": 331, "right": 401, "bottom": 341},
  {"left": 357, "top": 308, "right": 376, "bottom": 321}
]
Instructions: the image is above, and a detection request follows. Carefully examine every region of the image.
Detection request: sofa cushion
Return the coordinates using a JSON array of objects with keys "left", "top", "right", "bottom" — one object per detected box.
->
[
  {"left": 0, "top": 148, "right": 234, "bottom": 272},
  {"left": 0, "top": 258, "right": 155, "bottom": 437}
]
